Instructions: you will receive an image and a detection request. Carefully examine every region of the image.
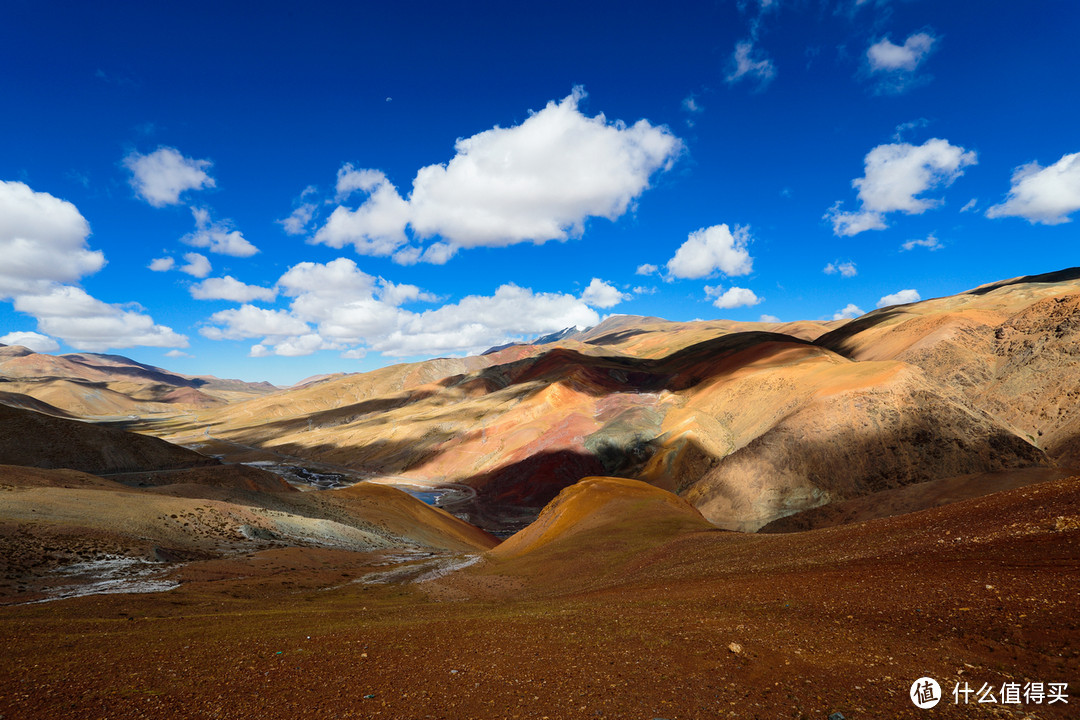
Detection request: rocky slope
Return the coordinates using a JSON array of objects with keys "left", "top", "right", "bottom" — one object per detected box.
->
[
  {"left": 817, "top": 267, "right": 1080, "bottom": 465},
  {"left": 156, "top": 271, "right": 1080, "bottom": 532},
  {"left": 0, "top": 345, "right": 277, "bottom": 416},
  {"left": 0, "top": 403, "right": 217, "bottom": 474}
]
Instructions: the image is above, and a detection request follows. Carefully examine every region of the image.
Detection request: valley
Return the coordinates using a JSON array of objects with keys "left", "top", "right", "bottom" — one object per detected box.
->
[{"left": 1, "top": 268, "right": 1078, "bottom": 718}]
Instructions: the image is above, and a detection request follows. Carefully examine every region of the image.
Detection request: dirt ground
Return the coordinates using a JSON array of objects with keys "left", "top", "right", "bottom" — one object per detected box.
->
[{"left": 2, "top": 478, "right": 1077, "bottom": 720}]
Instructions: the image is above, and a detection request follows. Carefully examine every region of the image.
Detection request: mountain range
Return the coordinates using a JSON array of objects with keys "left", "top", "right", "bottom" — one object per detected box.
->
[{"left": 1, "top": 268, "right": 1077, "bottom": 719}]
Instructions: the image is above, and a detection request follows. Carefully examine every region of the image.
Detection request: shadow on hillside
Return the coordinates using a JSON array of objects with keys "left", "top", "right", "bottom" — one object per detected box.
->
[
  {"left": 583, "top": 328, "right": 652, "bottom": 346},
  {"left": 813, "top": 309, "right": 907, "bottom": 357},
  {"left": 966, "top": 267, "right": 1080, "bottom": 296},
  {"left": 469, "top": 331, "right": 819, "bottom": 400}
]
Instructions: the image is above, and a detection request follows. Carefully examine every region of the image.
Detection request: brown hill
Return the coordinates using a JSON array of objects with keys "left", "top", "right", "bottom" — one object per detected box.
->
[
  {"left": 171, "top": 324, "right": 1049, "bottom": 532},
  {"left": 0, "top": 346, "right": 277, "bottom": 417},
  {"left": 2, "top": 470, "right": 1076, "bottom": 719},
  {"left": 0, "top": 404, "right": 216, "bottom": 474},
  {"left": 817, "top": 267, "right": 1080, "bottom": 465},
  {"left": 489, "top": 476, "right": 715, "bottom": 561}
]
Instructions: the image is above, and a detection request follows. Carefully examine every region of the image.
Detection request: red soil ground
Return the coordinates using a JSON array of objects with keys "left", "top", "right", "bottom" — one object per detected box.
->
[{"left": 2, "top": 476, "right": 1077, "bottom": 719}]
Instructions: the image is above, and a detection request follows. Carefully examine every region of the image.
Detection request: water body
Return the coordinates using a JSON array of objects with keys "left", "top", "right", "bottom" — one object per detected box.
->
[{"left": 243, "top": 461, "right": 458, "bottom": 508}]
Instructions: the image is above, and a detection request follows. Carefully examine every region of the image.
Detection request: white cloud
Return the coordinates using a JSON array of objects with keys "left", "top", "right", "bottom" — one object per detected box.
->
[
  {"left": 986, "top": 152, "right": 1080, "bottom": 225},
  {"left": 826, "top": 138, "right": 976, "bottom": 236},
  {"left": 373, "top": 284, "right": 600, "bottom": 357},
  {"left": 183, "top": 207, "right": 258, "bottom": 257},
  {"left": 179, "top": 252, "right": 212, "bottom": 278},
  {"left": 633, "top": 286, "right": 657, "bottom": 295},
  {"left": 759, "top": 314, "right": 781, "bottom": 323},
  {"left": 960, "top": 198, "right": 978, "bottom": 213},
  {"left": 580, "top": 278, "right": 630, "bottom": 309},
  {"left": 190, "top": 276, "right": 277, "bottom": 303},
  {"left": 865, "top": 32, "right": 938, "bottom": 94},
  {"left": 635, "top": 263, "right": 659, "bottom": 276},
  {"left": 901, "top": 233, "right": 943, "bottom": 251},
  {"left": 825, "top": 203, "right": 887, "bottom": 236},
  {"left": 419, "top": 242, "right": 458, "bottom": 265},
  {"left": 201, "top": 256, "right": 611, "bottom": 359},
  {"left": 877, "top": 289, "right": 921, "bottom": 308},
  {"left": 824, "top": 261, "right": 858, "bottom": 277},
  {"left": 0, "top": 180, "right": 105, "bottom": 298},
  {"left": 0, "top": 330, "right": 60, "bottom": 353},
  {"left": 0, "top": 180, "right": 186, "bottom": 351},
  {"left": 832, "top": 303, "right": 865, "bottom": 320},
  {"left": 311, "top": 88, "right": 681, "bottom": 261},
  {"left": 893, "top": 118, "right": 931, "bottom": 142},
  {"left": 279, "top": 203, "right": 317, "bottom": 236},
  {"left": 148, "top": 256, "right": 174, "bottom": 272},
  {"left": 682, "top": 96, "right": 702, "bottom": 114},
  {"left": 278, "top": 257, "right": 379, "bottom": 303},
  {"left": 666, "top": 224, "right": 753, "bottom": 279},
  {"left": 706, "top": 285, "right": 761, "bottom": 309},
  {"left": 376, "top": 280, "right": 438, "bottom": 307},
  {"left": 13, "top": 285, "right": 186, "bottom": 351},
  {"left": 314, "top": 176, "right": 411, "bottom": 257},
  {"left": 123, "top": 147, "right": 214, "bottom": 207},
  {"left": 201, "top": 305, "right": 312, "bottom": 341},
  {"left": 726, "top": 40, "right": 776, "bottom": 89},
  {"left": 164, "top": 349, "right": 191, "bottom": 358},
  {"left": 335, "top": 165, "right": 389, "bottom": 200},
  {"left": 867, "top": 33, "right": 935, "bottom": 72},
  {"left": 272, "top": 333, "right": 341, "bottom": 357}
]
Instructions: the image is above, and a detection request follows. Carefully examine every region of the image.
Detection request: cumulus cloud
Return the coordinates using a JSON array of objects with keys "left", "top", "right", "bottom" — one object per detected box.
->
[
  {"left": 986, "top": 152, "right": 1080, "bottom": 225},
  {"left": 0, "top": 180, "right": 105, "bottom": 297},
  {"left": 183, "top": 207, "right": 258, "bottom": 257},
  {"left": 201, "top": 257, "right": 603, "bottom": 358},
  {"left": 705, "top": 285, "right": 761, "bottom": 310},
  {"left": 666, "top": 224, "right": 754, "bottom": 279},
  {"left": 635, "top": 263, "right": 659, "bottom": 276},
  {"left": 201, "top": 305, "right": 312, "bottom": 341},
  {"left": 373, "top": 284, "right": 599, "bottom": 357},
  {"left": 901, "top": 233, "right": 943, "bottom": 251},
  {"left": 311, "top": 88, "right": 681, "bottom": 263},
  {"left": 580, "top": 278, "right": 630, "bottom": 309},
  {"left": 824, "top": 261, "right": 858, "bottom": 277},
  {"left": 179, "top": 252, "right": 212, "bottom": 278},
  {"left": 14, "top": 285, "right": 186, "bottom": 351},
  {"left": 315, "top": 176, "right": 411, "bottom": 257},
  {"left": 123, "top": 147, "right": 214, "bottom": 207},
  {"left": 877, "top": 289, "right": 920, "bottom": 308},
  {"left": 190, "top": 276, "right": 277, "bottom": 303},
  {"left": 759, "top": 314, "right": 781, "bottom": 323},
  {"left": 335, "top": 165, "right": 390, "bottom": 200},
  {"left": 148, "top": 257, "right": 175, "bottom": 272},
  {"left": 279, "top": 201, "right": 317, "bottom": 236},
  {"left": 0, "top": 330, "right": 60, "bottom": 353},
  {"left": 832, "top": 303, "right": 865, "bottom": 320},
  {"left": 726, "top": 40, "right": 776, "bottom": 89},
  {"left": 0, "top": 180, "right": 186, "bottom": 352},
  {"left": 867, "top": 33, "right": 936, "bottom": 72},
  {"left": 866, "top": 32, "right": 937, "bottom": 94},
  {"left": 826, "top": 138, "right": 976, "bottom": 236},
  {"left": 165, "top": 349, "right": 191, "bottom": 358}
]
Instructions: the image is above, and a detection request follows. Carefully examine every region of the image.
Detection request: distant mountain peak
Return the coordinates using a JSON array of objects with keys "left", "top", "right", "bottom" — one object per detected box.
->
[{"left": 482, "top": 325, "right": 592, "bottom": 356}]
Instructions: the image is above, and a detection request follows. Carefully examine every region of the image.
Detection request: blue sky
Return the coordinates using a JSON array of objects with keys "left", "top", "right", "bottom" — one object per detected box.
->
[{"left": 1, "top": 0, "right": 1077, "bottom": 385}]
